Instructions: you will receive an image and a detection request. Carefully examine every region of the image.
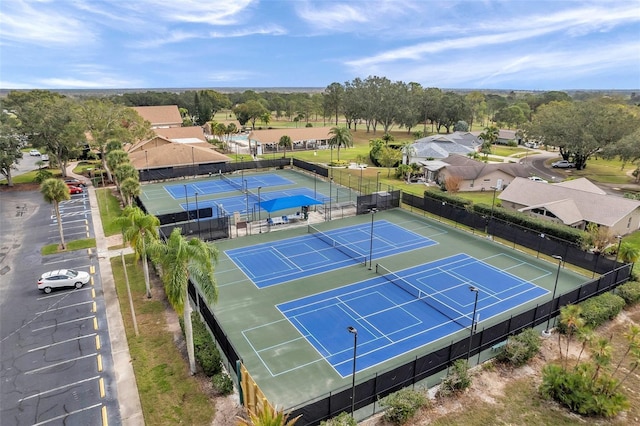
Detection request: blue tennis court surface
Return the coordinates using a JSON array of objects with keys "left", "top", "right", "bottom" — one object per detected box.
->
[
  {"left": 225, "top": 221, "right": 437, "bottom": 288},
  {"left": 278, "top": 253, "right": 550, "bottom": 377},
  {"left": 164, "top": 173, "right": 295, "bottom": 199},
  {"left": 180, "top": 187, "right": 328, "bottom": 217}
]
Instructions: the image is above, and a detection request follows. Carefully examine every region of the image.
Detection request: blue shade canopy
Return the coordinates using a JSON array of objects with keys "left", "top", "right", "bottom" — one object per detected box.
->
[{"left": 259, "top": 195, "right": 322, "bottom": 213}]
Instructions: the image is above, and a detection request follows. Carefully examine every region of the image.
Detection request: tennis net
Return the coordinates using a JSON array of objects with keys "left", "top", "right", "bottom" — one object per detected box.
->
[
  {"left": 308, "top": 225, "right": 366, "bottom": 265},
  {"left": 376, "top": 264, "right": 470, "bottom": 328},
  {"left": 220, "top": 173, "right": 244, "bottom": 192}
]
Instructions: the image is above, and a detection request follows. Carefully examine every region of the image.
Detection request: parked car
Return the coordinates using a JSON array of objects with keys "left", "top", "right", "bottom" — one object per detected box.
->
[
  {"left": 551, "top": 160, "right": 575, "bottom": 168},
  {"left": 41, "top": 154, "right": 49, "bottom": 161},
  {"left": 68, "top": 185, "right": 83, "bottom": 194},
  {"left": 64, "top": 178, "right": 86, "bottom": 187},
  {"left": 29, "top": 149, "right": 41, "bottom": 156},
  {"left": 37, "top": 269, "right": 91, "bottom": 293},
  {"left": 529, "top": 176, "right": 548, "bottom": 183}
]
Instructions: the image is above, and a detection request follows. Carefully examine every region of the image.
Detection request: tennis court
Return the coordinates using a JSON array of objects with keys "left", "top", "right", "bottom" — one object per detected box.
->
[
  {"left": 164, "top": 173, "right": 295, "bottom": 198},
  {"left": 276, "top": 252, "right": 549, "bottom": 377},
  {"left": 225, "top": 220, "right": 438, "bottom": 288}
]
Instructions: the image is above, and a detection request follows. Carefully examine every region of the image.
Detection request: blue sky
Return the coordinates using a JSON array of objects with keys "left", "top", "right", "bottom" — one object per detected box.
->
[{"left": 1, "top": 0, "right": 639, "bottom": 90}]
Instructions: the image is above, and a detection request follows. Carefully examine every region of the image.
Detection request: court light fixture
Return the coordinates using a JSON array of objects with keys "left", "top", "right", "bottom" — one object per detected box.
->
[{"left": 347, "top": 326, "right": 358, "bottom": 418}]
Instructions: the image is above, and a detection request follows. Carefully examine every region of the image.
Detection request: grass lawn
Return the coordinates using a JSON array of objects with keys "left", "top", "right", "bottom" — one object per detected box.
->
[
  {"left": 111, "top": 254, "right": 216, "bottom": 425},
  {"left": 41, "top": 238, "right": 96, "bottom": 255},
  {"left": 97, "top": 188, "right": 125, "bottom": 237}
]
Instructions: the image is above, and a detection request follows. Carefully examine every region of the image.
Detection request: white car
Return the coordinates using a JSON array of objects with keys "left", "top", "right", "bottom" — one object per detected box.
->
[
  {"left": 37, "top": 269, "right": 91, "bottom": 293},
  {"left": 529, "top": 176, "right": 548, "bottom": 183},
  {"left": 29, "top": 149, "right": 41, "bottom": 156}
]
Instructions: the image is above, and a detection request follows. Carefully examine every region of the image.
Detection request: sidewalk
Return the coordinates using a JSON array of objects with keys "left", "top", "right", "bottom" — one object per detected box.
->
[{"left": 66, "top": 164, "right": 143, "bottom": 425}]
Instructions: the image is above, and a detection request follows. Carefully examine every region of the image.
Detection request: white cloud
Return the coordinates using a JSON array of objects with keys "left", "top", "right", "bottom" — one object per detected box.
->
[{"left": 129, "top": 0, "right": 257, "bottom": 25}]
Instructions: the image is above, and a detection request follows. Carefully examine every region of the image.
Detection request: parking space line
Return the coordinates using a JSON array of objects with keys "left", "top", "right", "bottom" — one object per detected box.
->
[
  {"left": 32, "top": 315, "right": 95, "bottom": 332},
  {"left": 35, "top": 300, "right": 94, "bottom": 315},
  {"left": 97, "top": 354, "right": 103, "bottom": 372},
  {"left": 18, "top": 376, "right": 100, "bottom": 401},
  {"left": 25, "top": 353, "right": 97, "bottom": 374},
  {"left": 32, "top": 403, "right": 103, "bottom": 426},
  {"left": 102, "top": 405, "right": 108, "bottom": 426},
  {"left": 28, "top": 333, "right": 97, "bottom": 352},
  {"left": 95, "top": 335, "right": 101, "bottom": 350},
  {"left": 99, "top": 378, "right": 105, "bottom": 397}
]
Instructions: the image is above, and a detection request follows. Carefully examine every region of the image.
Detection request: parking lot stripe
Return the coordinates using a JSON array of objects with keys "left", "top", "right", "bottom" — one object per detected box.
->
[
  {"left": 28, "top": 333, "right": 97, "bottom": 353},
  {"left": 35, "top": 300, "right": 94, "bottom": 315},
  {"left": 32, "top": 315, "right": 95, "bottom": 332},
  {"left": 94, "top": 317, "right": 98, "bottom": 330},
  {"left": 102, "top": 405, "right": 108, "bottom": 426},
  {"left": 18, "top": 376, "right": 100, "bottom": 401},
  {"left": 26, "top": 353, "right": 97, "bottom": 374},
  {"left": 32, "top": 403, "right": 103, "bottom": 426},
  {"left": 95, "top": 335, "right": 101, "bottom": 350},
  {"left": 97, "top": 354, "right": 103, "bottom": 372},
  {"left": 99, "top": 377, "right": 105, "bottom": 397}
]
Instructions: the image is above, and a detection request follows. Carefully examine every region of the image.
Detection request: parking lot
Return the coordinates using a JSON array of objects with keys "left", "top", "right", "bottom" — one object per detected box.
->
[{"left": 0, "top": 189, "right": 120, "bottom": 425}]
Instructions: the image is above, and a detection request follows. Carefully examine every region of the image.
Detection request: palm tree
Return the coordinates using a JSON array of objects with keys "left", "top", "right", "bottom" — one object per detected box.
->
[
  {"left": 278, "top": 135, "right": 292, "bottom": 158},
  {"left": 559, "top": 304, "right": 584, "bottom": 369},
  {"left": 619, "top": 241, "right": 640, "bottom": 273},
  {"left": 479, "top": 125, "right": 499, "bottom": 145},
  {"left": 328, "top": 126, "right": 353, "bottom": 162},
  {"left": 113, "top": 206, "right": 159, "bottom": 298},
  {"left": 120, "top": 177, "right": 141, "bottom": 207},
  {"left": 149, "top": 228, "right": 219, "bottom": 374},
  {"left": 40, "top": 178, "right": 70, "bottom": 250}
]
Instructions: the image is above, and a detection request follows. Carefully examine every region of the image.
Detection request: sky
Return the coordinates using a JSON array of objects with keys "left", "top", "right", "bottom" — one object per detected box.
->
[{"left": 1, "top": 0, "right": 639, "bottom": 91}]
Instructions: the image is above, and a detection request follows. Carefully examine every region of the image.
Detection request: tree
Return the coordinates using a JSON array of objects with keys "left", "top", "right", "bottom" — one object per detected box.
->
[
  {"left": 40, "top": 178, "right": 70, "bottom": 250},
  {"left": 601, "top": 127, "right": 640, "bottom": 177},
  {"left": 120, "top": 177, "right": 141, "bottom": 207},
  {"left": 618, "top": 242, "right": 640, "bottom": 273},
  {"left": 113, "top": 206, "right": 160, "bottom": 298},
  {"left": 149, "top": 228, "right": 219, "bottom": 375},
  {"left": 527, "top": 99, "right": 640, "bottom": 170},
  {"left": 17, "top": 95, "right": 85, "bottom": 177},
  {"left": 323, "top": 82, "right": 344, "bottom": 125},
  {"left": 278, "top": 135, "right": 292, "bottom": 158},
  {"left": 479, "top": 125, "right": 499, "bottom": 145},
  {"left": 379, "top": 146, "right": 402, "bottom": 177},
  {"left": 328, "top": 126, "right": 353, "bottom": 162},
  {"left": 78, "top": 99, "right": 152, "bottom": 182},
  {"left": 0, "top": 112, "right": 24, "bottom": 186},
  {"left": 559, "top": 304, "right": 585, "bottom": 370}
]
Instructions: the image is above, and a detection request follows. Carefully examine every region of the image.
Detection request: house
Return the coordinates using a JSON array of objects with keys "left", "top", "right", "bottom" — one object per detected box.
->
[
  {"left": 152, "top": 126, "right": 208, "bottom": 144},
  {"left": 498, "top": 177, "right": 640, "bottom": 236},
  {"left": 128, "top": 142, "right": 230, "bottom": 170},
  {"left": 131, "top": 105, "right": 182, "bottom": 128},
  {"left": 248, "top": 127, "right": 334, "bottom": 155},
  {"left": 471, "top": 129, "right": 520, "bottom": 145},
  {"left": 421, "top": 154, "right": 529, "bottom": 191},
  {"left": 404, "top": 132, "right": 481, "bottom": 164}
]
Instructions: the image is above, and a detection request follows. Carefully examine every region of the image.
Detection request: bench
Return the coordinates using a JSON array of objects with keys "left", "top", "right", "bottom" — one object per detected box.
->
[{"left": 491, "top": 341, "right": 508, "bottom": 352}]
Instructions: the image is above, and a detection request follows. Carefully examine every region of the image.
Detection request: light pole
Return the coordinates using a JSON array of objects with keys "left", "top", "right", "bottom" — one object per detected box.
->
[
  {"left": 487, "top": 185, "right": 498, "bottom": 234},
  {"left": 359, "top": 166, "right": 363, "bottom": 194},
  {"left": 191, "top": 146, "right": 195, "bottom": 177},
  {"left": 376, "top": 171, "right": 381, "bottom": 192},
  {"left": 347, "top": 326, "right": 358, "bottom": 418},
  {"left": 145, "top": 150, "right": 149, "bottom": 180},
  {"left": 184, "top": 184, "right": 189, "bottom": 222},
  {"left": 544, "top": 255, "right": 563, "bottom": 336},
  {"left": 466, "top": 286, "right": 479, "bottom": 362},
  {"left": 368, "top": 208, "right": 378, "bottom": 269},
  {"left": 194, "top": 192, "right": 201, "bottom": 236},
  {"left": 258, "top": 186, "right": 262, "bottom": 233},
  {"left": 328, "top": 177, "right": 333, "bottom": 220},
  {"left": 613, "top": 235, "right": 623, "bottom": 268}
]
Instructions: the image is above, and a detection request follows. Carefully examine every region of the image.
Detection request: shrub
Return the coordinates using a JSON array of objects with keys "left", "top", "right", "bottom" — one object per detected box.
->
[
  {"left": 540, "top": 363, "right": 629, "bottom": 417},
  {"left": 496, "top": 328, "right": 541, "bottom": 367},
  {"left": 184, "top": 312, "right": 223, "bottom": 377},
  {"left": 579, "top": 293, "right": 625, "bottom": 328},
  {"left": 617, "top": 281, "right": 640, "bottom": 305},
  {"left": 320, "top": 411, "right": 357, "bottom": 426},
  {"left": 212, "top": 372, "right": 234, "bottom": 395},
  {"left": 437, "top": 359, "right": 471, "bottom": 397},
  {"left": 380, "top": 389, "right": 428, "bottom": 425}
]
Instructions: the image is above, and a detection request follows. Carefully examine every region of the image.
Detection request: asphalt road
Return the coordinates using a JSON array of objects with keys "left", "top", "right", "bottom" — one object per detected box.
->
[{"left": 0, "top": 190, "right": 120, "bottom": 425}]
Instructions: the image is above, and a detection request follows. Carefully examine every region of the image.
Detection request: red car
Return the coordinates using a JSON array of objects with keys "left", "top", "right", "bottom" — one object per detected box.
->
[{"left": 68, "top": 185, "right": 83, "bottom": 194}]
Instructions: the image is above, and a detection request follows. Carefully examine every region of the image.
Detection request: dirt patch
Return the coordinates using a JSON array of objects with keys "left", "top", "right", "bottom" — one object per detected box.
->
[{"left": 0, "top": 183, "right": 40, "bottom": 192}]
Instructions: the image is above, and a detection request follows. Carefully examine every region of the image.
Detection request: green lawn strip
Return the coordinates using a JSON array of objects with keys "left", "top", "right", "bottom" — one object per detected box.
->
[
  {"left": 41, "top": 238, "right": 96, "bottom": 255},
  {"left": 111, "top": 254, "right": 215, "bottom": 425},
  {"left": 97, "top": 188, "right": 124, "bottom": 236}
]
